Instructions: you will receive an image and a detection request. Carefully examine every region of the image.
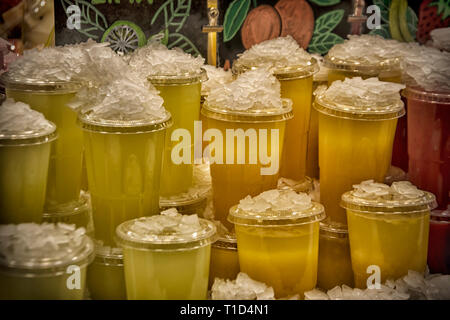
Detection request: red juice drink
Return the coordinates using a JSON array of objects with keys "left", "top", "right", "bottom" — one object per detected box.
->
[{"left": 428, "top": 208, "right": 450, "bottom": 274}]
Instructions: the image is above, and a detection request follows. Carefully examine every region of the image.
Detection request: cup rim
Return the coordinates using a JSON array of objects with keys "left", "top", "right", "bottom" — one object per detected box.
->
[
  {"left": 0, "top": 121, "right": 58, "bottom": 146},
  {"left": 0, "top": 72, "right": 83, "bottom": 94}
]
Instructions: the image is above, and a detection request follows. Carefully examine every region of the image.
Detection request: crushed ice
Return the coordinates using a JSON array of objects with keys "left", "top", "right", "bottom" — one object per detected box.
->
[
  {"left": 201, "top": 65, "right": 232, "bottom": 96},
  {"left": 430, "top": 27, "right": 450, "bottom": 52},
  {"left": 211, "top": 272, "right": 275, "bottom": 300},
  {"left": 238, "top": 189, "right": 312, "bottom": 213},
  {"left": 351, "top": 180, "right": 424, "bottom": 201},
  {"left": 0, "top": 98, "right": 53, "bottom": 133}
]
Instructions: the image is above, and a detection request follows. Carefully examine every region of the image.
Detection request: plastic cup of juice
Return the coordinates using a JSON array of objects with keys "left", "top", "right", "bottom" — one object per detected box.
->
[
  {"left": 403, "top": 86, "right": 450, "bottom": 209},
  {"left": 208, "top": 228, "right": 239, "bottom": 289},
  {"left": 148, "top": 69, "right": 206, "bottom": 197},
  {"left": 202, "top": 100, "right": 292, "bottom": 229},
  {"left": 277, "top": 176, "right": 313, "bottom": 194},
  {"left": 78, "top": 109, "right": 172, "bottom": 246},
  {"left": 0, "top": 102, "right": 57, "bottom": 224},
  {"left": 317, "top": 221, "right": 354, "bottom": 290},
  {"left": 341, "top": 180, "right": 437, "bottom": 288},
  {"left": 0, "top": 223, "right": 94, "bottom": 299},
  {"left": 42, "top": 191, "right": 94, "bottom": 237},
  {"left": 427, "top": 208, "right": 450, "bottom": 275},
  {"left": 1, "top": 72, "right": 84, "bottom": 206},
  {"left": 314, "top": 77, "right": 405, "bottom": 224},
  {"left": 115, "top": 209, "right": 216, "bottom": 300},
  {"left": 87, "top": 244, "right": 126, "bottom": 300},
  {"left": 228, "top": 189, "right": 325, "bottom": 298}
]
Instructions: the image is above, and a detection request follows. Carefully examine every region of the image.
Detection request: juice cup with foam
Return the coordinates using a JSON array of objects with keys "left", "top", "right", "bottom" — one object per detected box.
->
[
  {"left": 87, "top": 244, "right": 126, "bottom": 300},
  {"left": 228, "top": 189, "right": 325, "bottom": 298},
  {"left": 233, "top": 36, "right": 319, "bottom": 180},
  {"left": 0, "top": 223, "right": 94, "bottom": 299},
  {"left": 78, "top": 109, "right": 172, "bottom": 246},
  {"left": 0, "top": 99, "right": 57, "bottom": 224},
  {"left": 1, "top": 72, "right": 83, "bottom": 206},
  {"left": 341, "top": 180, "right": 436, "bottom": 288},
  {"left": 317, "top": 221, "right": 354, "bottom": 290},
  {"left": 116, "top": 209, "right": 216, "bottom": 300},
  {"left": 314, "top": 77, "right": 405, "bottom": 224}
]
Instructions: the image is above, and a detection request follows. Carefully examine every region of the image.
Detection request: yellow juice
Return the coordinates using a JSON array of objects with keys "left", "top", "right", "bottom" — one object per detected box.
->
[
  {"left": 6, "top": 87, "right": 84, "bottom": 206},
  {"left": 87, "top": 247, "right": 126, "bottom": 300},
  {"left": 116, "top": 216, "right": 216, "bottom": 300},
  {"left": 317, "top": 222, "right": 354, "bottom": 290},
  {"left": 153, "top": 81, "right": 202, "bottom": 197},
  {"left": 79, "top": 113, "right": 171, "bottom": 246},
  {"left": 208, "top": 238, "right": 239, "bottom": 288},
  {"left": 327, "top": 69, "right": 402, "bottom": 85},
  {"left": 0, "top": 122, "right": 56, "bottom": 224},
  {"left": 279, "top": 76, "right": 314, "bottom": 180}
]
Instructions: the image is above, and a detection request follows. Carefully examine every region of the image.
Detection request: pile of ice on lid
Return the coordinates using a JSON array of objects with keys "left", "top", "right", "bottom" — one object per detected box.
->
[
  {"left": 211, "top": 273, "right": 275, "bottom": 300},
  {"left": 127, "top": 208, "right": 203, "bottom": 241},
  {"left": 430, "top": 27, "right": 450, "bottom": 51},
  {"left": 0, "top": 98, "right": 53, "bottom": 133},
  {"left": 235, "top": 36, "right": 312, "bottom": 71},
  {"left": 320, "top": 77, "right": 405, "bottom": 109},
  {"left": 305, "top": 270, "right": 450, "bottom": 300},
  {"left": 201, "top": 65, "right": 232, "bottom": 96},
  {"left": 128, "top": 42, "right": 205, "bottom": 77},
  {"left": 311, "top": 54, "right": 329, "bottom": 82},
  {"left": 327, "top": 34, "right": 409, "bottom": 64},
  {"left": 0, "top": 223, "right": 87, "bottom": 263},
  {"left": 351, "top": 180, "right": 424, "bottom": 201},
  {"left": 206, "top": 68, "right": 284, "bottom": 111},
  {"left": 401, "top": 45, "right": 450, "bottom": 92},
  {"left": 238, "top": 189, "right": 312, "bottom": 213}
]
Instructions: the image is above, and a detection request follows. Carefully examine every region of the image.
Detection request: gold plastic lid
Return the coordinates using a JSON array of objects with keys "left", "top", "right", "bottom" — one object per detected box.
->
[
  {"left": 320, "top": 220, "right": 348, "bottom": 239},
  {"left": 314, "top": 94, "right": 405, "bottom": 121},
  {"left": 0, "top": 121, "right": 57, "bottom": 146},
  {"left": 277, "top": 176, "right": 313, "bottom": 194},
  {"left": 402, "top": 86, "right": 450, "bottom": 104},
  {"left": 93, "top": 242, "right": 123, "bottom": 266},
  {"left": 160, "top": 192, "right": 208, "bottom": 209},
  {"left": 323, "top": 55, "right": 401, "bottom": 75},
  {"left": 341, "top": 181, "right": 437, "bottom": 214},
  {"left": 148, "top": 68, "right": 208, "bottom": 85},
  {"left": 232, "top": 58, "right": 319, "bottom": 80},
  {"left": 115, "top": 215, "right": 217, "bottom": 251},
  {"left": 201, "top": 98, "right": 293, "bottom": 123},
  {"left": 430, "top": 208, "right": 450, "bottom": 222},
  {"left": 0, "top": 72, "right": 82, "bottom": 93},
  {"left": 77, "top": 109, "right": 172, "bottom": 134}
]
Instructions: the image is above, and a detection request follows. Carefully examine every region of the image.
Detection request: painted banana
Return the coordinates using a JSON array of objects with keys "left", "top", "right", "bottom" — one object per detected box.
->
[
  {"left": 399, "top": 0, "right": 414, "bottom": 42},
  {"left": 389, "top": 0, "right": 405, "bottom": 41}
]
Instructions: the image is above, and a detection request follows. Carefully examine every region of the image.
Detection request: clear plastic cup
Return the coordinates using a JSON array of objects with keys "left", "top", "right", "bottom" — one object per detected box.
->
[
  {"left": 277, "top": 176, "right": 313, "bottom": 194},
  {"left": 341, "top": 184, "right": 436, "bottom": 288},
  {"left": 87, "top": 245, "right": 126, "bottom": 300},
  {"left": 0, "top": 118, "right": 57, "bottom": 224},
  {"left": 202, "top": 100, "right": 293, "bottom": 229},
  {"left": 149, "top": 70, "right": 206, "bottom": 197},
  {"left": 1, "top": 73, "right": 84, "bottom": 206},
  {"left": 317, "top": 221, "right": 354, "bottom": 290},
  {"left": 403, "top": 87, "right": 450, "bottom": 209},
  {"left": 0, "top": 224, "right": 95, "bottom": 299},
  {"left": 42, "top": 191, "right": 94, "bottom": 237},
  {"left": 233, "top": 60, "right": 319, "bottom": 181},
  {"left": 314, "top": 91, "right": 404, "bottom": 224},
  {"left": 208, "top": 231, "right": 239, "bottom": 289},
  {"left": 160, "top": 193, "right": 208, "bottom": 216},
  {"left": 116, "top": 216, "right": 216, "bottom": 300},
  {"left": 228, "top": 194, "right": 325, "bottom": 298},
  {"left": 78, "top": 110, "right": 172, "bottom": 246},
  {"left": 427, "top": 208, "right": 450, "bottom": 275},
  {"left": 324, "top": 55, "right": 402, "bottom": 85}
]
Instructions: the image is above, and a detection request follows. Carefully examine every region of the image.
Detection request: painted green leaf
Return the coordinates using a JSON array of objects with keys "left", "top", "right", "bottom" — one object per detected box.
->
[
  {"left": 369, "top": 23, "right": 391, "bottom": 39},
  {"left": 308, "top": 32, "right": 344, "bottom": 55},
  {"left": 168, "top": 32, "right": 201, "bottom": 56},
  {"left": 373, "top": 0, "right": 391, "bottom": 24},
  {"left": 308, "top": 0, "right": 341, "bottom": 6},
  {"left": 313, "top": 9, "right": 344, "bottom": 36},
  {"left": 429, "top": 0, "right": 450, "bottom": 20},
  {"left": 223, "top": 0, "right": 251, "bottom": 42},
  {"left": 406, "top": 6, "right": 418, "bottom": 40},
  {"left": 60, "top": 0, "right": 108, "bottom": 39},
  {"left": 151, "top": 0, "right": 192, "bottom": 33}
]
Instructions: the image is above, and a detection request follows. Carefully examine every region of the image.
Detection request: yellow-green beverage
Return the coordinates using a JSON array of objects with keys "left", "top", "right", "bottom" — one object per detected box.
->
[
  {"left": 1, "top": 73, "right": 84, "bottom": 206},
  {"left": 341, "top": 180, "right": 436, "bottom": 288},
  {"left": 42, "top": 191, "right": 94, "bottom": 237},
  {"left": 78, "top": 110, "right": 172, "bottom": 246},
  {"left": 208, "top": 232, "right": 239, "bottom": 289},
  {"left": 0, "top": 99, "right": 57, "bottom": 224},
  {"left": 87, "top": 245, "right": 126, "bottom": 300},
  {"left": 116, "top": 210, "right": 216, "bottom": 300},
  {"left": 149, "top": 71, "right": 206, "bottom": 197},
  {"left": 0, "top": 223, "right": 94, "bottom": 299}
]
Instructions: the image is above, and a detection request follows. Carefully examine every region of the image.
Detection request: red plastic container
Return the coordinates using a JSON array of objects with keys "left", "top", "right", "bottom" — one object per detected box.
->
[
  {"left": 404, "top": 87, "right": 450, "bottom": 209},
  {"left": 428, "top": 208, "right": 450, "bottom": 274},
  {"left": 391, "top": 97, "right": 408, "bottom": 172}
]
